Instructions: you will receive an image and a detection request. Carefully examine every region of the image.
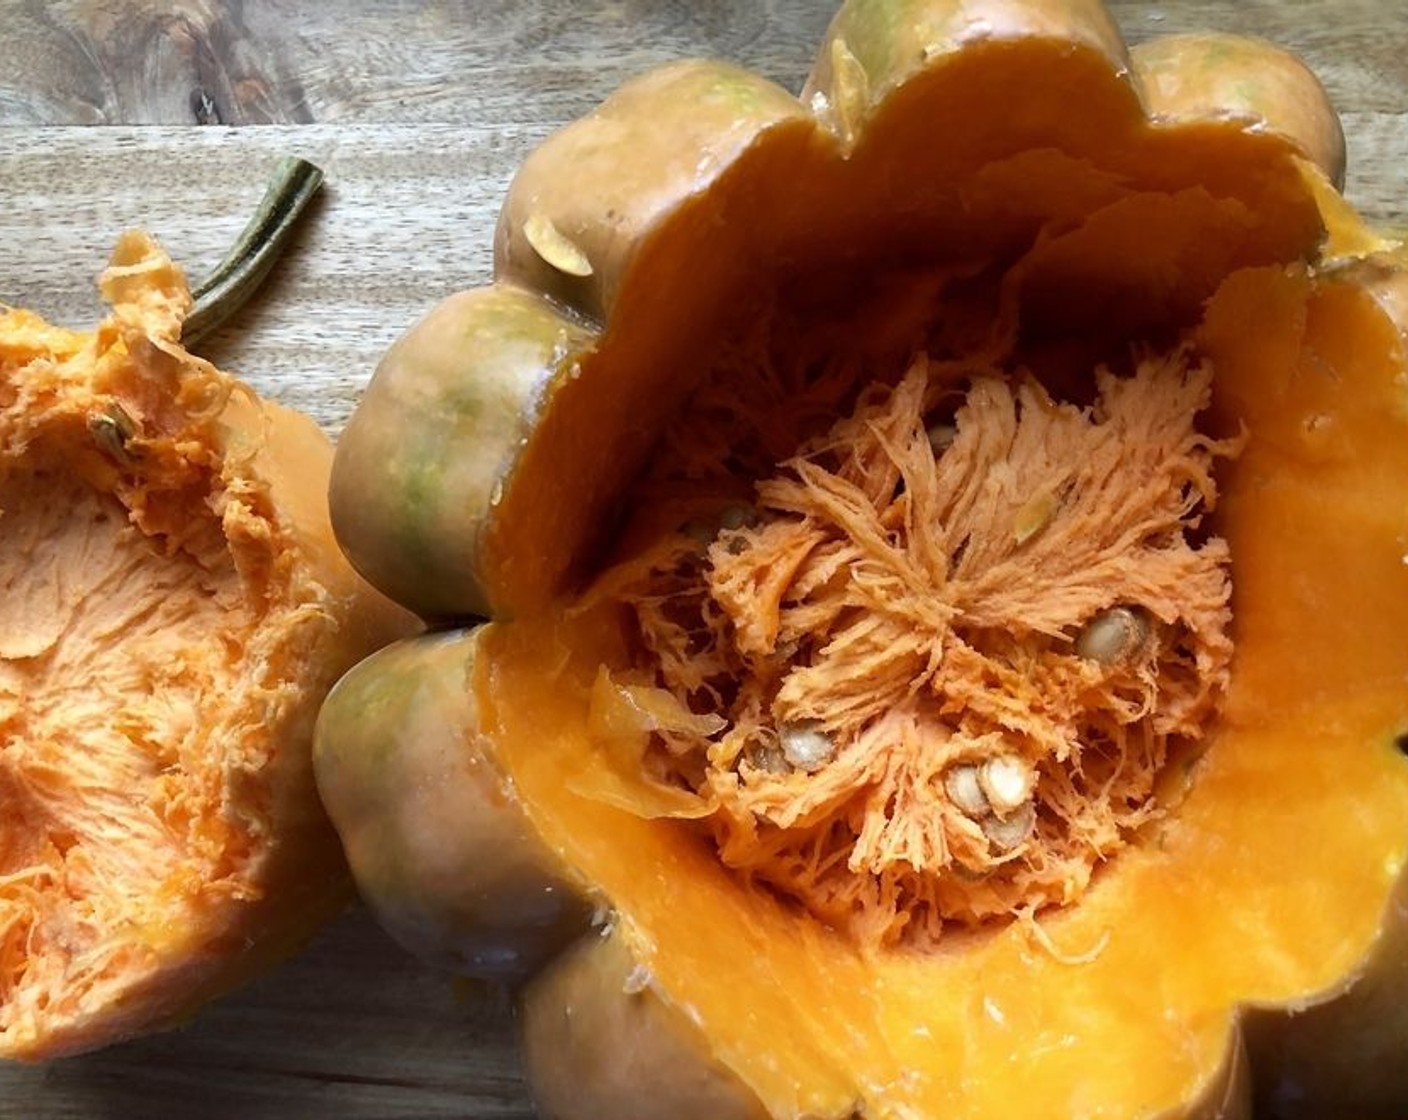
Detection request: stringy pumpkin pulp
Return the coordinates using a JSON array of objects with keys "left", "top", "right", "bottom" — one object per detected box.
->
[{"left": 592, "top": 330, "right": 1239, "bottom": 948}]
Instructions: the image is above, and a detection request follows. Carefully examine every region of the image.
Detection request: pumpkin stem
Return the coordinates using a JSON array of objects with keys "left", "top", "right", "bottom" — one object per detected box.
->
[{"left": 182, "top": 156, "right": 324, "bottom": 346}]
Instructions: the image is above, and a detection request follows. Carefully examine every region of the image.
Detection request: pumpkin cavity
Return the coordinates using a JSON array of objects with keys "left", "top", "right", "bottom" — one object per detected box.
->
[
  {"left": 0, "top": 455, "right": 255, "bottom": 1041},
  {"left": 587, "top": 285, "right": 1240, "bottom": 948}
]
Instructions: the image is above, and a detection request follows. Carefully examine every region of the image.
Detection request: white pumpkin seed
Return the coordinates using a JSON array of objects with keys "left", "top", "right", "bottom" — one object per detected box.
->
[
  {"left": 779, "top": 720, "right": 835, "bottom": 773},
  {"left": 1075, "top": 606, "right": 1151, "bottom": 666},
  {"left": 944, "top": 764, "right": 991, "bottom": 817},
  {"left": 982, "top": 803, "right": 1036, "bottom": 852},
  {"left": 523, "top": 212, "right": 593, "bottom": 277},
  {"left": 745, "top": 743, "right": 792, "bottom": 776},
  {"left": 926, "top": 422, "right": 958, "bottom": 456},
  {"left": 978, "top": 756, "right": 1034, "bottom": 816}
]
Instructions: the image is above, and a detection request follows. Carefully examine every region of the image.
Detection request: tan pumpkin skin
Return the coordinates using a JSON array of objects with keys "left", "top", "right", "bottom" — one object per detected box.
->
[
  {"left": 317, "top": 0, "right": 1408, "bottom": 1116},
  {"left": 312, "top": 627, "right": 592, "bottom": 981},
  {"left": 1129, "top": 34, "right": 1345, "bottom": 189},
  {"left": 519, "top": 928, "right": 772, "bottom": 1120},
  {"left": 329, "top": 286, "right": 594, "bottom": 621},
  {"left": 493, "top": 61, "right": 812, "bottom": 326}
]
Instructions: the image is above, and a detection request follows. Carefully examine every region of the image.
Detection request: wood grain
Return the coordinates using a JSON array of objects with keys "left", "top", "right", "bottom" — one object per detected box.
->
[
  {"left": 1, "top": 2, "right": 1407, "bottom": 1118},
  {"left": 1, "top": 0, "right": 837, "bottom": 125},
  {"left": 5, "top": 1, "right": 1407, "bottom": 125},
  {"left": 8, "top": 909, "right": 531, "bottom": 1119},
  {"left": 0, "top": 123, "right": 539, "bottom": 432}
]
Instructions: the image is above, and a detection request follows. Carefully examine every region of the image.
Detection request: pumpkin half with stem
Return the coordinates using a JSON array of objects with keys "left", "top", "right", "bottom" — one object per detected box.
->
[
  {"left": 317, "top": 1, "right": 1408, "bottom": 1116},
  {"left": 0, "top": 171, "right": 416, "bottom": 1061}
]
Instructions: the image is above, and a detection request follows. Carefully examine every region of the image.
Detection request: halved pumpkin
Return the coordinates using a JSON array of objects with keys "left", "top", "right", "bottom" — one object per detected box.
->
[
  {"left": 317, "top": 1, "right": 1408, "bottom": 1116},
  {"left": 0, "top": 231, "right": 414, "bottom": 1059}
]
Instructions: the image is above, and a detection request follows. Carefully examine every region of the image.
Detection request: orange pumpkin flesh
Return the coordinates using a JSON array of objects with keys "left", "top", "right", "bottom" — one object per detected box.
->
[
  {"left": 0, "top": 232, "right": 414, "bottom": 1060},
  {"left": 316, "top": 1, "right": 1408, "bottom": 1116}
]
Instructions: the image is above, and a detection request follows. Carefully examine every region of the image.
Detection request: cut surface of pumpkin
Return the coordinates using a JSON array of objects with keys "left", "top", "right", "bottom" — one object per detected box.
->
[{"left": 0, "top": 232, "right": 410, "bottom": 1059}]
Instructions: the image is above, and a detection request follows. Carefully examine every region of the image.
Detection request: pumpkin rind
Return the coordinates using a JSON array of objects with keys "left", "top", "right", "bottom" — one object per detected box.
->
[
  {"left": 519, "top": 927, "right": 771, "bottom": 1120},
  {"left": 312, "top": 626, "right": 592, "bottom": 981},
  {"left": 340, "top": 8, "right": 1339, "bottom": 626},
  {"left": 330, "top": 286, "right": 594, "bottom": 620},
  {"left": 320, "top": 1, "right": 1408, "bottom": 1116}
]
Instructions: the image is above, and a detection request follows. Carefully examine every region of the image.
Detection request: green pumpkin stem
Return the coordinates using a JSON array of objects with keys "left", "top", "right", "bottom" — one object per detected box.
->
[{"left": 183, "top": 156, "right": 324, "bottom": 347}]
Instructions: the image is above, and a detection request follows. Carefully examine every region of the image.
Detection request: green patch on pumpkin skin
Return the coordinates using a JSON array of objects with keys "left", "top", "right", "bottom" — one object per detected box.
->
[
  {"left": 701, "top": 72, "right": 776, "bottom": 115},
  {"left": 392, "top": 450, "right": 447, "bottom": 581}
]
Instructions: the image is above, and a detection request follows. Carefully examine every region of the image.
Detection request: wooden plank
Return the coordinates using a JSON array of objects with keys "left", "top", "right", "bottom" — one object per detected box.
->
[
  {"left": 1, "top": 908, "right": 533, "bottom": 1118},
  {"left": 0, "top": 1, "right": 834, "bottom": 125},
  {"left": 5, "top": 2, "right": 1407, "bottom": 125},
  {"left": 0, "top": 123, "right": 537, "bottom": 432}
]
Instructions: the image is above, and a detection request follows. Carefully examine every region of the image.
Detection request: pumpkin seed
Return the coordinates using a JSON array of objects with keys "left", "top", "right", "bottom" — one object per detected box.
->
[
  {"left": 744, "top": 742, "right": 791, "bottom": 776},
  {"left": 88, "top": 403, "right": 139, "bottom": 463},
  {"left": 982, "top": 803, "right": 1036, "bottom": 852},
  {"left": 1013, "top": 490, "right": 1058, "bottom": 545},
  {"left": 944, "top": 763, "right": 990, "bottom": 817},
  {"left": 779, "top": 720, "right": 835, "bottom": 773},
  {"left": 622, "top": 962, "right": 654, "bottom": 996},
  {"left": 978, "top": 756, "right": 1034, "bottom": 817},
  {"left": 829, "top": 37, "right": 869, "bottom": 147},
  {"left": 1075, "top": 606, "right": 1152, "bottom": 666},
  {"left": 926, "top": 422, "right": 958, "bottom": 456},
  {"left": 523, "top": 213, "right": 594, "bottom": 277}
]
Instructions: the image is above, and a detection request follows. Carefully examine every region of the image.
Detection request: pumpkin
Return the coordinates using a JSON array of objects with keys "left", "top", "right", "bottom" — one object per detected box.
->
[
  {"left": 0, "top": 230, "right": 414, "bottom": 1060},
  {"left": 314, "top": 1, "right": 1408, "bottom": 1116}
]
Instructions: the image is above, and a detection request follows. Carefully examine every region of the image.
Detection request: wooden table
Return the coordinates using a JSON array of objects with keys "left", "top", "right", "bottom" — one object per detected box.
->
[{"left": 2, "top": 2, "right": 1406, "bottom": 1116}]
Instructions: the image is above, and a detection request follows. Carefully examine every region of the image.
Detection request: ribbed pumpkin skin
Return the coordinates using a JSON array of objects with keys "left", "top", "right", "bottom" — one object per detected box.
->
[{"left": 316, "top": 2, "right": 1408, "bottom": 1118}]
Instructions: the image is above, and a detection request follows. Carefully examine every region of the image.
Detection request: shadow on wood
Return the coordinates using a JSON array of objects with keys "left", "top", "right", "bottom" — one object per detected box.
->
[{"left": 4, "top": 906, "right": 534, "bottom": 1119}]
